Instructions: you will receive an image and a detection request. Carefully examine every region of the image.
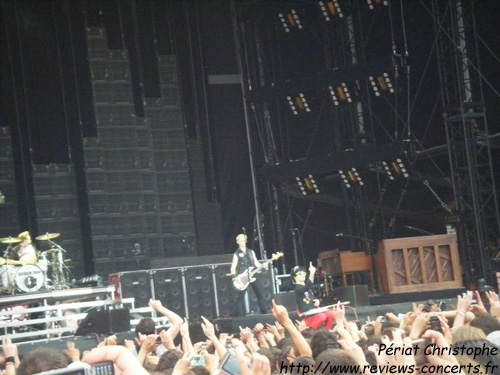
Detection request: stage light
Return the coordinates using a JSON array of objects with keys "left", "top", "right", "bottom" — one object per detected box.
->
[
  {"left": 336, "top": 83, "right": 352, "bottom": 103},
  {"left": 278, "top": 13, "right": 290, "bottom": 32},
  {"left": 278, "top": 9, "right": 303, "bottom": 32},
  {"left": 381, "top": 161, "right": 394, "bottom": 180},
  {"left": 390, "top": 158, "right": 409, "bottom": 178},
  {"left": 296, "top": 175, "right": 320, "bottom": 195},
  {"left": 319, "top": 1, "right": 330, "bottom": 21},
  {"left": 369, "top": 72, "right": 394, "bottom": 96},
  {"left": 328, "top": 86, "right": 340, "bottom": 106},
  {"left": 339, "top": 168, "right": 363, "bottom": 187},
  {"left": 286, "top": 96, "right": 298, "bottom": 115},
  {"left": 319, "top": 1, "right": 344, "bottom": 20},
  {"left": 339, "top": 170, "right": 351, "bottom": 188},
  {"left": 287, "top": 93, "right": 311, "bottom": 114}
]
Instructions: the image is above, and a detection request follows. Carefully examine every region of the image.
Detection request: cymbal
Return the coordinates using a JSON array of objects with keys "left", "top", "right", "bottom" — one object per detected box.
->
[
  {"left": 64, "top": 259, "right": 72, "bottom": 262},
  {"left": 43, "top": 248, "right": 60, "bottom": 254},
  {"left": 36, "top": 233, "right": 60, "bottom": 241},
  {"left": 0, "top": 237, "right": 21, "bottom": 244},
  {"left": 0, "top": 257, "right": 5, "bottom": 265}
]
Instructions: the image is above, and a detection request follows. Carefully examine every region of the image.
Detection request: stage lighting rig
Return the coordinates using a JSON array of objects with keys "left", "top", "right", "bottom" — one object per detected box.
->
[
  {"left": 278, "top": 9, "right": 303, "bottom": 32},
  {"left": 319, "top": 1, "right": 344, "bottom": 20},
  {"left": 339, "top": 168, "right": 364, "bottom": 188},
  {"left": 287, "top": 93, "right": 311, "bottom": 115},
  {"left": 368, "top": 72, "right": 394, "bottom": 96},
  {"left": 296, "top": 175, "right": 320, "bottom": 195}
]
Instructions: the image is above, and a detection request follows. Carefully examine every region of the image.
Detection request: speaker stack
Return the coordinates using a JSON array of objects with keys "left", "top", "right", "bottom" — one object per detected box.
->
[
  {"left": 184, "top": 266, "right": 217, "bottom": 321},
  {"left": 110, "top": 260, "right": 275, "bottom": 321},
  {"left": 152, "top": 268, "right": 186, "bottom": 318}
]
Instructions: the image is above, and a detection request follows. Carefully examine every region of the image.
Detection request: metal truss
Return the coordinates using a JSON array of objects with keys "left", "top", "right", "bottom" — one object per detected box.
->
[{"left": 433, "top": 0, "right": 500, "bottom": 282}]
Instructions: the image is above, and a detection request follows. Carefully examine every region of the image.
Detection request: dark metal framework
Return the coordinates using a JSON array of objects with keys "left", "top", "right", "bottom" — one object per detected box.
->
[
  {"left": 433, "top": 0, "right": 500, "bottom": 281},
  {"left": 234, "top": 0, "right": 500, "bottom": 277}
]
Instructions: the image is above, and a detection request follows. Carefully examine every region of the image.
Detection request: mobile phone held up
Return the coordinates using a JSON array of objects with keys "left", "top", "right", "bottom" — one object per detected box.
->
[{"left": 35, "top": 362, "right": 114, "bottom": 375}]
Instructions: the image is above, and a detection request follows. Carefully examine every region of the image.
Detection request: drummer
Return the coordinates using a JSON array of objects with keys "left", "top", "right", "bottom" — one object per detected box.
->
[
  {"left": 8, "top": 231, "right": 37, "bottom": 264},
  {"left": 291, "top": 262, "right": 335, "bottom": 329}
]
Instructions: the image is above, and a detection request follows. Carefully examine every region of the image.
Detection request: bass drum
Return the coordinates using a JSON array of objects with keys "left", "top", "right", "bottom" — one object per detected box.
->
[{"left": 15, "top": 264, "right": 44, "bottom": 293}]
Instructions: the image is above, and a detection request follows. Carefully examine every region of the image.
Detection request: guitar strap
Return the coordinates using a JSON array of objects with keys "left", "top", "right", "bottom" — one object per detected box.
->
[{"left": 245, "top": 249, "right": 253, "bottom": 284}]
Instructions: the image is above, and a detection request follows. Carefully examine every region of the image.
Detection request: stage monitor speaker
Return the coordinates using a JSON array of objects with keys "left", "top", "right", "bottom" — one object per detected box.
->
[
  {"left": 184, "top": 266, "right": 217, "bottom": 322},
  {"left": 119, "top": 271, "right": 153, "bottom": 308},
  {"left": 330, "top": 285, "right": 369, "bottom": 307},
  {"left": 248, "top": 268, "right": 275, "bottom": 314},
  {"left": 214, "top": 264, "right": 238, "bottom": 318},
  {"left": 153, "top": 268, "right": 186, "bottom": 318},
  {"left": 274, "top": 291, "right": 296, "bottom": 311},
  {"left": 75, "top": 308, "right": 131, "bottom": 336}
]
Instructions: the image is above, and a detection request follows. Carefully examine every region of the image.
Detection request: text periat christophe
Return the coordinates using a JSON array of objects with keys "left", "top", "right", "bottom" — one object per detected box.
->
[{"left": 378, "top": 341, "right": 497, "bottom": 358}]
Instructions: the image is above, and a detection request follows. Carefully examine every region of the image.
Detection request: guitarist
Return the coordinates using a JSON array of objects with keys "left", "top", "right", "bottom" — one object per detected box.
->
[
  {"left": 292, "top": 262, "right": 335, "bottom": 329},
  {"left": 230, "top": 233, "right": 269, "bottom": 316}
]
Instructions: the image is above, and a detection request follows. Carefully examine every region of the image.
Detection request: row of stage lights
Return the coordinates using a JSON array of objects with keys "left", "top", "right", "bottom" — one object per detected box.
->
[
  {"left": 286, "top": 73, "right": 394, "bottom": 115},
  {"left": 279, "top": 1, "right": 389, "bottom": 32},
  {"left": 339, "top": 158, "right": 409, "bottom": 189},
  {"left": 296, "top": 158, "right": 408, "bottom": 194}
]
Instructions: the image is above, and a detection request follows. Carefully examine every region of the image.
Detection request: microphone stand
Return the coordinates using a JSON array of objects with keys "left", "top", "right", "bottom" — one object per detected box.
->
[{"left": 291, "top": 229, "right": 299, "bottom": 266}]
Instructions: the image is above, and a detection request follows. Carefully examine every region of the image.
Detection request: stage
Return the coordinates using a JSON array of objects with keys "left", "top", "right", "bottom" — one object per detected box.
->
[{"left": 0, "top": 282, "right": 466, "bottom": 355}]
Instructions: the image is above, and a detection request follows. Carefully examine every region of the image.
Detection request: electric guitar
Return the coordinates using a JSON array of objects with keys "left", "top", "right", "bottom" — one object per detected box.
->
[
  {"left": 233, "top": 252, "right": 283, "bottom": 291},
  {"left": 299, "top": 301, "right": 350, "bottom": 318}
]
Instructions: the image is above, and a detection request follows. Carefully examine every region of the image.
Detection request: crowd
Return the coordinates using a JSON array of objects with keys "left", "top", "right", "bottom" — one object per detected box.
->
[{"left": 1, "top": 287, "right": 500, "bottom": 375}]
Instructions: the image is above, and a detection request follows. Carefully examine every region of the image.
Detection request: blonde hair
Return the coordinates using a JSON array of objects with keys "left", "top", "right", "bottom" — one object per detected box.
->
[
  {"left": 451, "top": 326, "right": 486, "bottom": 344},
  {"left": 18, "top": 231, "right": 30, "bottom": 241},
  {"left": 236, "top": 234, "right": 247, "bottom": 242}
]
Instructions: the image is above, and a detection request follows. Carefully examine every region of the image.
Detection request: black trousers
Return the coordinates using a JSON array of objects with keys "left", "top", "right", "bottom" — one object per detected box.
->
[{"left": 235, "top": 280, "right": 268, "bottom": 316}]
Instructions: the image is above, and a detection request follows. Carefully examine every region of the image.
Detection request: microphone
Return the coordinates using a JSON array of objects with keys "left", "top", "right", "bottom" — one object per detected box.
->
[{"left": 336, "top": 233, "right": 344, "bottom": 237}]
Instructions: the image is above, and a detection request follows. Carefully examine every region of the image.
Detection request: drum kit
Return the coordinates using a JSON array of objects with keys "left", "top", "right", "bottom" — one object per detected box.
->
[{"left": 0, "top": 233, "right": 71, "bottom": 294}]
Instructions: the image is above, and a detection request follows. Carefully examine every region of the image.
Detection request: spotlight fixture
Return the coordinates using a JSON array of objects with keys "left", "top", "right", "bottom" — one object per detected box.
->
[
  {"left": 330, "top": 83, "right": 352, "bottom": 103},
  {"left": 328, "top": 86, "right": 339, "bottom": 106},
  {"left": 368, "top": 72, "right": 394, "bottom": 96},
  {"left": 339, "top": 170, "right": 351, "bottom": 188},
  {"left": 381, "top": 161, "right": 395, "bottom": 180},
  {"left": 278, "top": 13, "right": 290, "bottom": 32},
  {"left": 392, "top": 158, "right": 409, "bottom": 178},
  {"left": 349, "top": 167, "right": 364, "bottom": 186},
  {"left": 319, "top": 1, "right": 344, "bottom": 20},
  {"left": 296, "top": 175, "right": 320, "bottom": 195},
  {"left": 287, "top": 93, "right": 311, "bottom": 115},
  {"left": 339, "top": 168, "right": 363, "bottom": 188},
  {"left": 278, "top": 9, "right": 303, "bottom": 32},
  {"left": 286, "top": 96, "right": 297, "bottom": 115}
]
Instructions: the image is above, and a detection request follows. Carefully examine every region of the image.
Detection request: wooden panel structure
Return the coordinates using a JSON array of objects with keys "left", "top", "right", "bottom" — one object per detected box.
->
[
  {"left": 375, "top": 234, "right": 462, "bottom": 294},
  {"left": 318, "top": 250, "right": 375, "bottom": 288}
]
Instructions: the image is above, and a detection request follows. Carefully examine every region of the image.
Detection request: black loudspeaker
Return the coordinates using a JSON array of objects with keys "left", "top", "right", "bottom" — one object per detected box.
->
[
  {"left": 330, "top": 285, "right": 370, "bottom": 307},
  {"left": 248, "top": 268, "right": 275, "bottom": 314},
  {"left": 75, "top": 309, "right": 131, "bottom": 336},
  {"left": 153, "top": 268, "right": 186, "bottom": 318},
  {"left": 274, "top": 291, "right": 297, "bottom": 311},
  {"left": 120, "top": 271, "right": 153, "bottom": 308},
  {"left": 214, "top": 264, "right": 238, "bottom": 318},
  {"left": 184, "top": 266, "right": 217, "bottom": 321}
]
